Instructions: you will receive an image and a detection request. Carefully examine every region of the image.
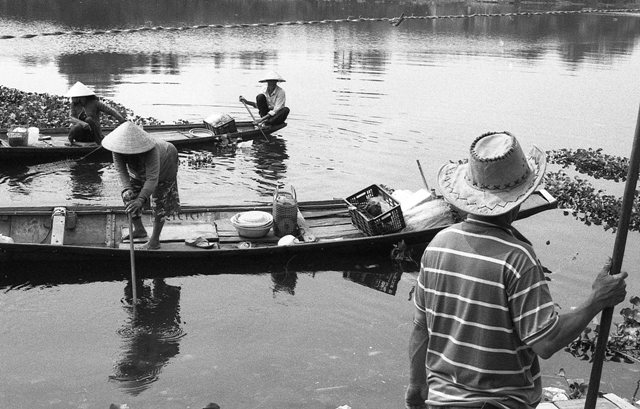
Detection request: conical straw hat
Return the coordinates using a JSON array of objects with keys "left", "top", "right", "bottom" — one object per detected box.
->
[
  {"left": 258, "top": 70, "right": 285, "bottom": 83},
  {"left": 65, "top": 81, "right": 96, "bottom": 97},
  {"left": 437, "top": 131, "right": 546, "bottom": 216},
  {"left": 102, "top": 122, "right": 156, "bottom": 154}
]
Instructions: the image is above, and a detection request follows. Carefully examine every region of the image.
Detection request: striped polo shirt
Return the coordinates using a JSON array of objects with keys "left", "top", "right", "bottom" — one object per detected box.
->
[{"left": 413, "top": 218, "right": 558, "bottom": 408}]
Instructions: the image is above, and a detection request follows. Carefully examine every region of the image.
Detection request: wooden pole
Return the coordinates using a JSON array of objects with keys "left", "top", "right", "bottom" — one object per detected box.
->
[
  {"left": 128, "top": 213, "right": 138, "bottom": 304},
  {"left": 240, "top": 97, "right": 270, "bottom": 141},
  {"left": 585, "top": 105, "right": 640, "bottom": 409},
  {"left": 416, "top": 159, "right": 430, "bottom": 191}
]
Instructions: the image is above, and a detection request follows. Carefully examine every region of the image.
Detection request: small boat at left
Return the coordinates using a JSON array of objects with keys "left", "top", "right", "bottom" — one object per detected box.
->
[{"left": 0, "top": 121, "right": 286, "bottom": 165}]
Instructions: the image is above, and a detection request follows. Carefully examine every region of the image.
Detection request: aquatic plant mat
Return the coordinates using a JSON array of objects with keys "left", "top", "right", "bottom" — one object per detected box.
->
[{"left": 544, "top": 148, "right": 640, "bottom": 232}]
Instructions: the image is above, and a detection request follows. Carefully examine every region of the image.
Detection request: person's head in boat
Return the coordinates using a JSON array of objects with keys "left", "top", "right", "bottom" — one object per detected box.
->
[
  {"left": 436, "top": 131, "right": 546, "bottom": 224},
  {"left": 65, "top": 81, "right": 126, "bottom": 145},
  {"left": 259, "top": 70, "right": 285, "bottom": 94},
  {"left": 102, "top": 121, "right": 156, "bottom": 169},
  {"left": 239, "top": 70, "right": 289, "bottom": 126},
  {"left": 102, "top": 121, "right": 156, "bottom": 156},
  {"left": 102, "top": 121, "right": 180, "bottom": 251},
  {"left": 66, "top": 81, "right": 97, "bottom": 105}
]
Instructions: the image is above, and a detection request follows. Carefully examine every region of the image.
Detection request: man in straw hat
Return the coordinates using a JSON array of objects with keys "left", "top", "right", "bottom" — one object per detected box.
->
[
  {"left": 102, "top": 121, "right": 180, "bottom": 250},
  {"left": 239, "top": 70, "right": 290, "bottom": 126},
  {"left": 66, "top": 81, "right": 127, "bottom": 145},
  {"left": 405, "top": 131, "right": 628, "bottom": 409}
]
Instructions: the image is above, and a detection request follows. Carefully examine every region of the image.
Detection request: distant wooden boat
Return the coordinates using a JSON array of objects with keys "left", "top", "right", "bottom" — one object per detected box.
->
[
  {"left": 0, "top": 121, "right": 286, "bottom": 164},
  {"left": 0, "top": 189, "right": 557, "bottom": 281}
]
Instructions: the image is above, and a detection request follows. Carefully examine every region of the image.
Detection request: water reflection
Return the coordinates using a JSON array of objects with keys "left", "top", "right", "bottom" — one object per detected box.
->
[
  {"left": 252, "top": 137, "right": 289, "bottom": 195},
  {"left": 0, "top": 163, "right": 32, "bottom": 195},
  {"left": 69, "top": 161, "right": 105, "bottom": 200},
  {"left": 58, "top": 52, "right": 183, "bottom": 96},
  {"left": 271, "top": 272, "right": 297, "bottom": 296},
  {"left": 110, "top": 279, "right": 184, "bottom": 395},
  {"left": 343, "top": 271, "right": 404, "bottom": 296}
]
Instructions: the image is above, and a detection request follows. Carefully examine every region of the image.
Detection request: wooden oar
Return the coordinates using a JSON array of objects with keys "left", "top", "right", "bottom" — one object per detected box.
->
[
  {"left": 32, "top": 144, "right": 105, "bottom": 172},
  {"left": 585, "top": 104, "right": 640, "bottom": 409},
  {"left": 240, "top": 97, "right": 270, "bottom": 141},
  {"left": 127, "top": 213, "right": 138, "bottom": 304}
]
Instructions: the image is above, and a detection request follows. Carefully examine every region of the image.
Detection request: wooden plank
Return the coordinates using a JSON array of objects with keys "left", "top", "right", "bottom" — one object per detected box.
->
[
  {"left": 603, "top": 393, "right": 637, "bottom": 409},
  {"left": 118, "top": 241, "right": 220, "bottom": 250},
  {"left": 310, "top": 223, "right": 362, "bottom": 239},
  {"left": 554, "top": 398, "right": 618, "bottom": 408},
  {"left": 50, "top": 207, "right": 66, "bottom": 245},
  {"left": 121, "top": 221, "right": 218, "bottom": 243}
]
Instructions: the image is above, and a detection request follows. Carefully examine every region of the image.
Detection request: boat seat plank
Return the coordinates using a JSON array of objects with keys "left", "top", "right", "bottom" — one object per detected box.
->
[
  {"left": 306, "top": 218, "right": 353, "bottom": 229},
  {"left": 310, "top": 224, "right": 362, "bottom": 239},
  {"left": 121, "top": 221, "right": 218, "bottom": 243},
  {"left": 215, "top": 219, "right": 280, "bottom": 245},
  {"left": 299, "top": 209, "right": 350, "bottom": 219}
]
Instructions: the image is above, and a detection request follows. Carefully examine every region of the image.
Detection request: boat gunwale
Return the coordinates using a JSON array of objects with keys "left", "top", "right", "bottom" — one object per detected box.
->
[{"left": 0, "top": 190, "right": 558, "bottom": 253}]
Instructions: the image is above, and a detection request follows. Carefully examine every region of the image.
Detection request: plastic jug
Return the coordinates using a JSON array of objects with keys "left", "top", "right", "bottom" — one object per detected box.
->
[{"left": 28, "top": 127, "right": 39, "bottom": 145}]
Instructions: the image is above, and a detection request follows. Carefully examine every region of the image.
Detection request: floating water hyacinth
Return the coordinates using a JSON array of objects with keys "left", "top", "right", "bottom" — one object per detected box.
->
[
  {"left": 544, "top": 148, "right": 640, "bottom": 233},
  {"left": 0, "top": 85, "right": 164, "bottom": 129}
]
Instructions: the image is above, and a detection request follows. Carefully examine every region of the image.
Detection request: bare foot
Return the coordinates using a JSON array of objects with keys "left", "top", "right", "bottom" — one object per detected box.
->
[
  {"left": 135, "top": 241, "right": 160, "bottom": 250},
  {"left": 122, "top": 230, "right": 148, "bottom": 241}
]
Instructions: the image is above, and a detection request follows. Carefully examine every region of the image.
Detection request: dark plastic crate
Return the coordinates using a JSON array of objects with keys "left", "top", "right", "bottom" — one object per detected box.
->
[
  {"left": 344, "top": 184, "right": 405, "bottom": 236},
  {"left": 204, "top": 119, "right": 237, "bottom": 135}
]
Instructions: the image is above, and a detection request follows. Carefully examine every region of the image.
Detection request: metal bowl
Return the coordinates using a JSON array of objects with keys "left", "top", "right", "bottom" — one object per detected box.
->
[{"left": 230, "top": 212, "right": 273, "bottom": 238}]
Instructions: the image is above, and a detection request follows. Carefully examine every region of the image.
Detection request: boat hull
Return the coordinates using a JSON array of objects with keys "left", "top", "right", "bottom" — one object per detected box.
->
[
  {"left": 0, "top": 122, "right": 286, "bottom": 164},
  {"left": 0, "top": 189, "right": 557, "bottom": 282}
]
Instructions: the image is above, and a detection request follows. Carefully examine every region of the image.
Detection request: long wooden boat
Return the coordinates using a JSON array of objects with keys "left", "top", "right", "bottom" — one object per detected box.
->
[
  {"left": 0, "top": 121, "right": 286, "bottom": 164},
  {"left": 0, "top": 188, "right": 557, "bottom": 281}
]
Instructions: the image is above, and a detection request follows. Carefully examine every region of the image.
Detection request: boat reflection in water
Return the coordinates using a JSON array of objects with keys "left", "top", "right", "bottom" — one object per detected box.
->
[
  {"left": 271, "top": 272, "right": 297, "bottom": 296},
  {"left": 110, "top": 279, "right": 185, "bottom": 395},
  {"left": 343, "top": 270, "right": 404, "bottom": 296}
]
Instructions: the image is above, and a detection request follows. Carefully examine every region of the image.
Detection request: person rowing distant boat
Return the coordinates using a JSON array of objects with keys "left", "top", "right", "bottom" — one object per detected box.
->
[
  {"left": 239, "top": 70, "right": 290, "bottom": 126},
  {"left": 66, "top": 81, "right": 126, "bottom": 146}
]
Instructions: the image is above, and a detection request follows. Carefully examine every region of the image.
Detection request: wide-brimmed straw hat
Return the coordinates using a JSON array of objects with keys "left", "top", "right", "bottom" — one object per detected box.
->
[
  {"left": 102, "top": 122, "right": 156, "bottom": 154},
  {"left": 65, "top": 81, "right": 96, "bottom": 98},
  {"left": 437, "top": 131, "right": 546, "bottom": 216},
  {"left": 258, "top": 70, "right": 285, "bottom": 83}
]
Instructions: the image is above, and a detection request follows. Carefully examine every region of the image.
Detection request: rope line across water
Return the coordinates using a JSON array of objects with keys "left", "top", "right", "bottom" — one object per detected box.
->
[{"left": 1, "top": 8, "right": 639, "bottom": 40}]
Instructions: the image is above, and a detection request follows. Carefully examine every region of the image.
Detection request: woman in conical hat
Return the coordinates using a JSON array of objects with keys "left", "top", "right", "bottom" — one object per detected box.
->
[
  {"left": 102, "top": 121, "right": 180, "bottom": 250},
  {"left": 239, "top": 70, "right": 290, "bottom": 126},
  {"left": 66, "top": 81, "right": 127, "bottom": 146}
]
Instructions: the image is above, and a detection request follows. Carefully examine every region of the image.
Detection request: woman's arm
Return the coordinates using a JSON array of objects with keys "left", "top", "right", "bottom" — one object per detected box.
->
[
  {"left": 97, "top": 101, "right": 127, "bottom": 123},
  {"left": 138, "top": 148, "right": 160, "bottom": 203},
  {"left": 113, "top": 153, "right": 133, "bottom": 192},
  {"left": 69, "top": 104, "right": 89, "bottom": 127}
]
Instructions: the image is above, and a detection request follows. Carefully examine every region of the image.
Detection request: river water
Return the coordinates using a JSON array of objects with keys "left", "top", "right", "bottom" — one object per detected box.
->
[{"left": 1, "top": 1, "right": 640, "bottom": 408}]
